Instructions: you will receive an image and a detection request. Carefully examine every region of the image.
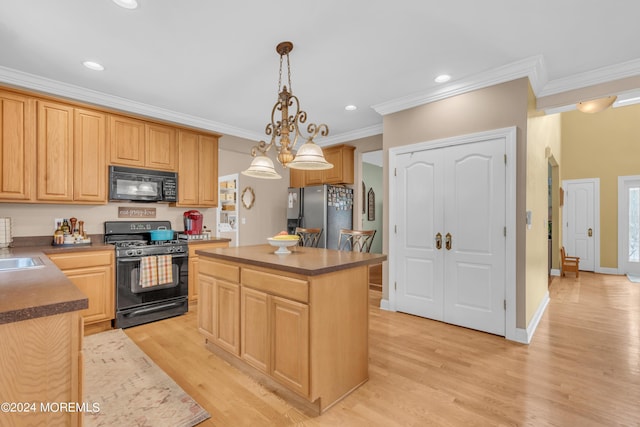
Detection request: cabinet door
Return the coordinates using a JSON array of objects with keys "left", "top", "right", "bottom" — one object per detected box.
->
[
  {"left": 304, "top": 169, "right": 324, "bottom": 186},
  {"left": 37, "top": 101, "right": 74, "bottom": 201},
  {"left": 109, "top": 115, "right": 145, "bottom": 167},
  {"left": 323, "top": 145, "right": 355, "bottom": 184},
  {"left": 74, "top": 108, "right": 106, "bottom": 202},
  {"left": 270, "top": 296, "right": 309, "bottom": 396},
  {"left": 198, "top": 134, "right": 218, "bottom": 206},
  {"left": 215, "top": 279, "right": 240, "bottom": 355},
  {"left": 177, "top": 130, "right": 200, "bottom": 206},
  {"left": 198, "top": 274, "right": 216, "bottom": 339},
  {"left": 0, "top": 91, "right": 35, "bottom": 201},
  {"left": 63, "top": 265, "right": 114, "bottom": 324},
  {"left": 289, "top": 168, "right": 305, "bottom": 188},
  {"left": 241, "top": 287, "right": 269, "bottom": 373},
  {"left": 146, "top": 123, "right": 176, "bottom": 171}
]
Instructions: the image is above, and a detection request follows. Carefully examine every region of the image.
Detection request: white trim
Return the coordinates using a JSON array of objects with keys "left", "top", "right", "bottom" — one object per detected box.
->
[
  {"left": 379, "top": 299, "right": 391, "bottom": 311},
  {"left": 388, "top": 126, "right": 518, "bottom": 341},
  {"left": 372, "top": 56, "right": 546, "bottom": 116},
  {"left": 562, "top": 178, "right": 601, "bottom": 273},
  {"left": 617, "top": 175, "right": 640, "bottom": 276},
  {"left": 513, "top": 291, "right": 549, "bottom": 344},
  {"left": 550, "top": 268, "right": 561, "bottom": 276},
  {"left": 599, "top": 267, "right": 620, "bottom": 275},
  {"left": 318, "top": 124, "right": 383, "bottom": 146}
]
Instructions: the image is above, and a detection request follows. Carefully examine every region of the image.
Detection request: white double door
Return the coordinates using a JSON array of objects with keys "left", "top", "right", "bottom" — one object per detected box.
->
[{"left": 395, "top": 137, "right": 506, "bottom": 336}]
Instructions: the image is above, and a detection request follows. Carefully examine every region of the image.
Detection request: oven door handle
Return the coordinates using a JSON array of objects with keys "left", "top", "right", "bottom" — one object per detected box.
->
[
  {"left": 118, "top": 254, "right": 187, "bottom": 262},
  {"left": 123, "top": 301, "right": 186, "bottom": 318}
]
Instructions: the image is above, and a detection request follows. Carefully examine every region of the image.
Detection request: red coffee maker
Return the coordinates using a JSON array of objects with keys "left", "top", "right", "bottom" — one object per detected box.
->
[{"left": 183, "top": 210, "right": 203, "bottom": 235}]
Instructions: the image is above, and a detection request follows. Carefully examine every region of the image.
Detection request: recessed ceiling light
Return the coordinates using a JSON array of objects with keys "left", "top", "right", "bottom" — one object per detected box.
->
[
  {"left": 434, "top": 74, "right": 451, "bottom": 83},
  {"left": 345, "top": 105, "right": 357, "bottom": 111},
  {"left": 83, "top": 61, "right": 104, "bottom": 71},
  {"left": 112, "top": 0, "right": 138, "bottom": 9}
]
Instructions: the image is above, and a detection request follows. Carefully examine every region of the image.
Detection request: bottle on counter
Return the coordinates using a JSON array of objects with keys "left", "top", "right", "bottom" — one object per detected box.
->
[{"left": 61, "top": 219, "right": 70, "bottom": 234}]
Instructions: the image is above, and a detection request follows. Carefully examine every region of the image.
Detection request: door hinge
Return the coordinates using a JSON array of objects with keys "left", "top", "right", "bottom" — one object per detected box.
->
[
  {"left": 394, "top": 168, "right": 397, "bottom": 177},
  {"left": 394, "top": 225, "right": 397, "bottom": 234},
  {"left": 504, "top": 226, "right": 507, "bottom": 237},
  {"left": 504, "top": 299, "right": 506, "bottom": 310},
  {"left": 504, "top": 154, "right": 507, "bottom": 164},
  {"left": 394, "top": 281, "right": 397, "bottom": 290}
]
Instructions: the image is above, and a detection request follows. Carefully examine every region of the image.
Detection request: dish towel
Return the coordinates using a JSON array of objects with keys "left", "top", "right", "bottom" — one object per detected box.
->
[
  {"left": 139, "top": 256, "right": 158, "bottom": 288},
  {"left": 156, "top": 255, "right": 174, "bottom": 285}
]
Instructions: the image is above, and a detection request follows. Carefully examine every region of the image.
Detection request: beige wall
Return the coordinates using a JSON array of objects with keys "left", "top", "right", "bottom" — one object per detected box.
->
[
  {"left": 383, "top": 78, "right": 531, "bottom": 328},
  {"left": 526, "top": 89, "right": 562, "bottom": 325},
  {"left": 218, "top": 135, "right": 289, "bottom": 245},
  {"left": 561, "top": 103, "right": 640, "bottom": 269}
]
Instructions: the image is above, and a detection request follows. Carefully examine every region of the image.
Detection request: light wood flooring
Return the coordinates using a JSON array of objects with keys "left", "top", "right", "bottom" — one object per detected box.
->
[{"left": 125, "top": 272, "right": 640, "bottom": 426}]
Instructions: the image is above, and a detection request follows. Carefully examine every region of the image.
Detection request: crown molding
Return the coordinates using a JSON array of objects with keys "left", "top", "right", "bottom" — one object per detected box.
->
[
  {"left": 536, "top": 58, "right": 640, "bottom": 97},
  {"left": 372, "top": 55, "right": 546, "bottom": 116},
  {"left": 318, "top": 123, "right": 384, "bottom": 146},
  {"left": 0, "top": 65, "right": 264, "bottom": 142}
]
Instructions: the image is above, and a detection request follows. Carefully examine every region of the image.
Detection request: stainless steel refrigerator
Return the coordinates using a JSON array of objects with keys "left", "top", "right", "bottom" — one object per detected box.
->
[{"left": 287, "top": 185, "right": 353, "bottom": 249}]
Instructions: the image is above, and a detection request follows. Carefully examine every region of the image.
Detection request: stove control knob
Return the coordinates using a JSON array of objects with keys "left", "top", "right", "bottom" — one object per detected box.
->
[
  {"left": 176, "top": 246, "right": 184, "bottom": 253},
  {"left": 126, "top": 249, "right": 134, "bottom": 256},
  {"left": 167, "top": 247, "right": 175, "bottom": 253},
  {"left": 136, "top": 249, "right": 143, "bottom": 256}
]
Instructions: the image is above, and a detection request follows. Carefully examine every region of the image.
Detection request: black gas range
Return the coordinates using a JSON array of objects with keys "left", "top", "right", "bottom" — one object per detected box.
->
[{"left": 104, "top": 221, "right": 189, "bottom": 328}]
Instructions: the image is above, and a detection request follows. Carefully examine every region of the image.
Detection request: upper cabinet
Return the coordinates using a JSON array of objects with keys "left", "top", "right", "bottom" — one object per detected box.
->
[
  {"left": 0, "top": 90, "right": 36, "bottom": 201},
  {"left": 176, "top": 130, "right": 219, "bottom": 207},
  {"left": 36, "top": 101, "right": 107, "bottom": 204},
  {"left": 109, "top": 115, "right": 177, "bottom": 171},
  {"left": 289, "top": 144, "right": 355, "bottom": 187}
]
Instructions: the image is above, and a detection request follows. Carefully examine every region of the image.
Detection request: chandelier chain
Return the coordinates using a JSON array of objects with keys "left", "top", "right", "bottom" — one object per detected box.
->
[{"left": 286, "top": 52, "right": 292, "bottom": 92}]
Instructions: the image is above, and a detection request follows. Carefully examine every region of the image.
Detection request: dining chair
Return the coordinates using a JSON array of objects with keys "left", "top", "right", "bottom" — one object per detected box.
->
[
  {"left": 295, "top": 227, "right": 323, "bottom": 247},
  {"left": 338, "top": 229, "right": 376, "bottom": 253},
  {"left": 560, "top": 246, "right": 580, "bottom": 278}
]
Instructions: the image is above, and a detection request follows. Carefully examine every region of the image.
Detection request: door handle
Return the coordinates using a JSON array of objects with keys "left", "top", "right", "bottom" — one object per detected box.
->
[
  {"left": 435, "top": 232, "right": 442, "bottom": 250},
  {"left": 588, "top": 228, "right": 593, "bottom": 237},
  {"left": 445, "top": 233, "right": 452, "bottom": 250}
]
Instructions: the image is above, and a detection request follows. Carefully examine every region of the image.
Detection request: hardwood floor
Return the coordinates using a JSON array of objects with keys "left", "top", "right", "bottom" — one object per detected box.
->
[{"left": 125, "top": 272, "right": 640, "bottom": 426}]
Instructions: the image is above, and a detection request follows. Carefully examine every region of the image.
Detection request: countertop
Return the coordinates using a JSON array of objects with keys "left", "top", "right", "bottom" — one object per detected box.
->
[
  {"left": 0, "top": 243, "right": 116, "bottom": 325},
  {"left": 196, "top": 244, "right": 387, "bottom": 276},
  {"left": 186, "top": 238, "right": 232, "bottom": 246}
]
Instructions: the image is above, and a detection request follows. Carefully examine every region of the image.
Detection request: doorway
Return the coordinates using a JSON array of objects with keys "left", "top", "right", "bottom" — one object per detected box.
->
[
  {"left": 389, "top": 127, "right": 516, "bottom": 338},
  {"left": 618, "top": 175, "right": 640, "bottom": 276},
  {"left": 562, "top": 178, "right": 599, "bottom": 272}
]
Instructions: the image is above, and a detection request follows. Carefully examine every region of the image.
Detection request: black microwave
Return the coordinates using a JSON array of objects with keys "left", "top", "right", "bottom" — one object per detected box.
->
[{"left": 109, "top": 166, "right": 178, "bottom": 202}]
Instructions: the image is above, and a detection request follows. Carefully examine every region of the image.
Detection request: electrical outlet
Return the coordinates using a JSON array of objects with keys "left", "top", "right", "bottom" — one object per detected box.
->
[{"left": 54, "top": 218, "right": 64, "bottom": 230}]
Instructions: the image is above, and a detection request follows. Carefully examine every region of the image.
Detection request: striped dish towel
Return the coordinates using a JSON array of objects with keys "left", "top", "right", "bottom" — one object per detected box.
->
[
  {"left": 156, "top": 255, "right": 173, "bottom": 285},
  {"left": 139, "top": 256, "right": 158, "bottom": 288}
]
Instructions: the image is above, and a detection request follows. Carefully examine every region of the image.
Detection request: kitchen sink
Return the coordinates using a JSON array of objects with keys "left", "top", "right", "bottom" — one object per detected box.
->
[{"left": 0, "top": 257, "right": 45, "bottom": 271}]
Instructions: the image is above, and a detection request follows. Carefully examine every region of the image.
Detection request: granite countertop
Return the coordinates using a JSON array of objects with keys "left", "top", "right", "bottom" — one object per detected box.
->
[
  {"left": 0, "top": 243, "right": 116, "bottom": 325},
  {"left": 196, "top": 244, "right": 387, "bottom": 276}
]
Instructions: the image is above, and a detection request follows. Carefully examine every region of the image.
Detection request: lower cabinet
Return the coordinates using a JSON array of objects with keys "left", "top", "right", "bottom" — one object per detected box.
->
[
  {"left": 0, "top": 311, "right": 83, "bottom": 426},
  {"left": 48, "top": 250, "right": 114, "bottom": 335},
  {"left": 188, "top": 240, "right": 231, "bottom": 309},
  {"left": 241, "top": 288, "right": 310, "bottom": 396}
]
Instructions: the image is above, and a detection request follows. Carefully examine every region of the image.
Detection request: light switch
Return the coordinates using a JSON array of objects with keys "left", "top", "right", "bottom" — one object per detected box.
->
[{"left": 242, "top": 217, "right": 246, "bottom": 224}]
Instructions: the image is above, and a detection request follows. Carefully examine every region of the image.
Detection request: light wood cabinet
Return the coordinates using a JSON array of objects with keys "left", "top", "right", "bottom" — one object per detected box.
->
[
  {"left": 188, "top": 240, "right": 230, "bottom": 307},
  {"left": 109, "top": 115, "right": 177, "bottom": 171},
  {"left": 36, "top": 100, "right": 107, "bottom": 203},
  {"left": 176, "top": 130, "right": 218, "bottom": 207},
  {"left": 288, "top": 144, "right": 355, "bottom": 187},
  {"left": 37, "top": 100, "right": 74, "bottom": 201},
  {"left": 0, "top": 311, "right": 83, "bottom": 426},
  {"left": 0, "top": 90, "right": 35, "bottom": 201},
  {"left": 198, "top": 263, "right": 241, "bottom": 356},
  {"left": 48, "top": 250, "right": 115, "bottom": 335}
]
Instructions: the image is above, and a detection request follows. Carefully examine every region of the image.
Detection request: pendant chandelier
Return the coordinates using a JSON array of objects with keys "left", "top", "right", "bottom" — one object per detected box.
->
[{"left": 242, "top": 41, "right": 333, "bottom": 180}]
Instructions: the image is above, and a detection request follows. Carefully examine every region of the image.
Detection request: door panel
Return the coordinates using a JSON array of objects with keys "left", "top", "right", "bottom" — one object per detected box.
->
[
  {"left": 564, "top": 181, "right": 595, "bottom": 271},
  {"left": 443, "top": 139, "right": 506, "bottom": 336},
  {"left": 395, "top": 151, "right": 444, "bottom": 320},
  {"left": 620, "top": 177, "right": 640, "bottom": 275}
]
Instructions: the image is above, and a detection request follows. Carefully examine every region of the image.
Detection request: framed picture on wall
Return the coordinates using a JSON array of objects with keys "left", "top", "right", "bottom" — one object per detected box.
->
[{"left": 368, "top": 188, "right": 375, "bottom": 221}]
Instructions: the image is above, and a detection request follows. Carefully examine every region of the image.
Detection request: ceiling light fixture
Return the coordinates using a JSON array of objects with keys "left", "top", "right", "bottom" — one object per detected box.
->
[
  {"left": 82, "top": 61, "right": 104, "bottom": 71},
  {"left": 112, "top": 0, "right": 138, "bottom": 9},
  {"left": 576, "top": 96, "right": 617, "bottom": 113},
  {"left": 345, "top": 105, "right": 357, "bottom": 111},
  {"left": 242, "top": 41, "right": 332, "bottom": 180},
  {"left": 434, "top": 74, "right": 451, "bottom": 83}
]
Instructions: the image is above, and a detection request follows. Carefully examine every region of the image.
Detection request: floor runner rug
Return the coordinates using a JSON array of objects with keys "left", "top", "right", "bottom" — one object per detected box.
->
[{"left": 83, "top": 328, "right": 210, "bottom": 427}]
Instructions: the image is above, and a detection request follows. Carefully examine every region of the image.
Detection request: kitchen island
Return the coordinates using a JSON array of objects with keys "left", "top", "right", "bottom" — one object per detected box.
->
[{"left": 196, "top": 244, "right": 386, "bottom": 414}]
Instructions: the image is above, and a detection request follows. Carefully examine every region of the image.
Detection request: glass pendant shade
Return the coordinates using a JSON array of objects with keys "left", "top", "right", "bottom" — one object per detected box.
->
[
  {"left": 241, "top": 155, "right": 282, "bottom": 179},
  {"left": 576, "top": 96, "right": 617, "bottom": 113},
  {"left": 288, "top": 141, "right": 333, "bottom": 170}
]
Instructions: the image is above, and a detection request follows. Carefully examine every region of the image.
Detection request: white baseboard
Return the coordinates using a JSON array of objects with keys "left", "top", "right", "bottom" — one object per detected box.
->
[
  {"left": 550, "top": 269, "right": 560, "bottom": 276},
  {"left": 379, "top": 299, "right": 391, "bottom": 311},
  {"left": 513, "top": 291, "right": 549, "bottom": 344},
  {"left": 597, "top": 267, "right": 620, "bottom": 275}
]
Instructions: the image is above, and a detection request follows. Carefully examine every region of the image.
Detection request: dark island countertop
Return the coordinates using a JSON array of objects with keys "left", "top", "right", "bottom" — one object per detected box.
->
[{"left": 196, "top": 244, "right": 386, "bottom": 276}]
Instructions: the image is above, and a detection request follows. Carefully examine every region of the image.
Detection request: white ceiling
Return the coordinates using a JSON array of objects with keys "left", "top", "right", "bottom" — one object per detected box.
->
[{"left": 2, "top": 0, "right": 640, "bottom": 145}]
